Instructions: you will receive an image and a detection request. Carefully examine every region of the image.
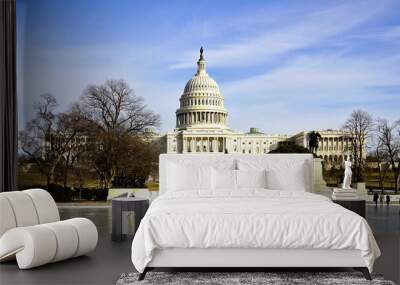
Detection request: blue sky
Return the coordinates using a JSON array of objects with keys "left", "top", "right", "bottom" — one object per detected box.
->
[{"left": 17, "top": 0, "right": 400, "bottom": 134}]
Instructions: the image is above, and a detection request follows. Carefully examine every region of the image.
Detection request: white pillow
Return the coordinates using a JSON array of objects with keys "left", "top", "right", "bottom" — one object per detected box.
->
[
  {"left": 266, "top": 162, "right": 307, "bottom": 191},
  {"left": 236, "top": 169, "right": 267, "bottom": 189},
  {"left": 212, "top": 168, "right": 237, "bottom": 190},
  {"left": 167, "top": 163, "right": 212, "bottom": 191}
]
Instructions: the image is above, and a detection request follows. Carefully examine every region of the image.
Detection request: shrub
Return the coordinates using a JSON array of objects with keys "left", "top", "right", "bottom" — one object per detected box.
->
[
  {"left": 80, "top": 188, "right": 108, "bottom": 201},
  {"left": 17, "top": 184, "right": 74, "bottom": 202},
  {"left": 17, "top": 184, "right": 107, "bottom": 202}
]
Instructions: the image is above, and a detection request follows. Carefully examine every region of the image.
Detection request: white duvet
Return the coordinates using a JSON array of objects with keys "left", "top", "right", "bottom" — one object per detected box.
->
[{"left": 131, "top": 190, "right": 380, "bottom": 273}]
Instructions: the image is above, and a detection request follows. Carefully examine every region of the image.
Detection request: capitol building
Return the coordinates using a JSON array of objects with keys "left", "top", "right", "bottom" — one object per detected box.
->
[{"left": 159, "top": 48, "right": 352, "bottom": 166}]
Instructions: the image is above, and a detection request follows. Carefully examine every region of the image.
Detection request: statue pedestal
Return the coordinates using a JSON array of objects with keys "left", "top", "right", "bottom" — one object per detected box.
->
[
  {"left": 313, "top": 158, "right": 329, "bottom": 196},
  {"left": 332, "top": 188, "right": 358, "bottom": 200},
  {"left": 356, "top": 182, "right": 368, "bottom": 200}
]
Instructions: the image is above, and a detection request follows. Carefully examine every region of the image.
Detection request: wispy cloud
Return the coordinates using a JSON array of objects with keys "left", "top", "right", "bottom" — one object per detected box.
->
[
  {"left": 222, "top": 50, "right": 400, "bottom": 133},
  {"left": 223, "top": 53, "right": 400, "bottom": 98},
  {"left": 170, "top": 1, "right": 389, "bottom": 69}
]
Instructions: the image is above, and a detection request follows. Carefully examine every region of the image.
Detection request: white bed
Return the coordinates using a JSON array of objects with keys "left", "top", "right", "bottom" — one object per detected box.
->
[{"left": 131, "top": 154, "right": 380, "bottom": 280}]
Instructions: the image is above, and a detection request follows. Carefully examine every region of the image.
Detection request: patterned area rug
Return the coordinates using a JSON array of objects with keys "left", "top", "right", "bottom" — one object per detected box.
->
[{"left": 116, "top": 272, "right": 396, "bottom": 285}]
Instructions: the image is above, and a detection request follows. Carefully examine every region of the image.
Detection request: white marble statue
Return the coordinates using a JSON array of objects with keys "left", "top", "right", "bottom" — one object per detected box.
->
[{"left": 342, "top": 157, "right": 352, "bottom": 189}]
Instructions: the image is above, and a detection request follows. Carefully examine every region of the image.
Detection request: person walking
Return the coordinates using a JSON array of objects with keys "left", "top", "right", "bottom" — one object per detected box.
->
[
  {"left": 379, "top": 194, "right": 384, "bottom": 204},
  {"left": 386, "top": 194, "right": 390, "bottom": 206},
  {"left": 373, "top": 192, "right": 379, "bottom": 207}
]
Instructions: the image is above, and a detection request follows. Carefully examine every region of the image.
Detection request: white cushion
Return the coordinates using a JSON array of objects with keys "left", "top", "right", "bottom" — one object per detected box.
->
[
  {"left": 238, "top": 159, "right": 308, "bottom": 191},
  {"left": 42, "top": 221, "right": 79, "bottom": 262},
  {"left": 168, "top": 163, "right": 212, "bottom": 191},
  {"left": 66, "top": 218, "right": 98, "bottom": 257},
  {"left": 162, "top": 156, "right": 237, "bottom": 194},
  {"left": 236, "top": 169, "right": 267, "bottom": 189},
  {"left": 0, "top": 196, "right": 17, "bottom": 237},
  {"left": 24, "top": 189, "right": 60, "bottom": 224},
  {"left": 266, "top": 162, "right": 307, "bottom": 191},
  {"left": 0, "top": 226, "right": 57, "bottom": 269},
  {"left": 1, "top": 192, "right": 39, "bottom": 227},
  {"left": 212, "top": 168, "right": 237, "bottom": 190}
]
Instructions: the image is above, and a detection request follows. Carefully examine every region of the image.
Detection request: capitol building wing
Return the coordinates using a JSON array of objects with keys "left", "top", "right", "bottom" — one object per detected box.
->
[{"left": 159, "top": 48, "right": 352, "bottom": 165}]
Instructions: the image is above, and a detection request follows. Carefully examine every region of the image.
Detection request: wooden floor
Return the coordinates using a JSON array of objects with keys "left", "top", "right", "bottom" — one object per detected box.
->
[{"left": 0, "top": 206, "right": 399, "bottom": 285}]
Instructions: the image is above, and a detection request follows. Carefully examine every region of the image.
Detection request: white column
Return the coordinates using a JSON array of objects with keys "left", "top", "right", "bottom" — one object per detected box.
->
[
  {"left": 320, "top": 138, "right": 323, "bottom": 152},
  {"left": 183, "top": 138, "right": 187, "bottom": 152}
]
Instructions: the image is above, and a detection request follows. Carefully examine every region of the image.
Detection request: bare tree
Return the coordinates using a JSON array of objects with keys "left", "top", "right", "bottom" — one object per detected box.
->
[
  {"left": 397, "top": 120, "right": 400, "bottom": 191},
  {"left": 342, "top": 110, "right": 373, "bottom": 183},
  {"left": 375, "top": 118, "right": 400, "bottom": 192},
  {"left": 374, "top": 144, "right": 390, "bottom": 192},
  {"left": 116, "top": 135, "right": 159, "bottom": 185},
  {"left": 81, "top": 79, "right": 160, "bottom": 135},
  {"left": 56, "top": 106, "right": 88, "bottom": 187},
  {"left": 19, "top": 94, "right": 83, "bottom": 186},
  {"left": 79, "top": 79, "right": 160, "bottom": 188}
]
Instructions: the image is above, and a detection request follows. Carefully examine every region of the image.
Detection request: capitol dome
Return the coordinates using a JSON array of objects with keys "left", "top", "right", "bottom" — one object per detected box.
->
[
  {"left": 176, "top": 47, "right": 228, "bottom": 130},
  {"left": 183, "top": 72, "right": 220, "bottom": 94}
]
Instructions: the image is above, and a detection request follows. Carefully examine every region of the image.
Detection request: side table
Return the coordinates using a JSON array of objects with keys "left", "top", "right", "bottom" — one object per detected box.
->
[
  {"left": 112, "top": 197, "right": 149, "bottom": 242},
  {"left": 332, "top": 199, "right": 366, "bottom": 218}
]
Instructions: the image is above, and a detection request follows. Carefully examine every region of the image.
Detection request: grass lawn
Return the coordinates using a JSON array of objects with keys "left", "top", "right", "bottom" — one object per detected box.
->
[{"left": 18, "top": 162, "right": 160, "bottom": 191}]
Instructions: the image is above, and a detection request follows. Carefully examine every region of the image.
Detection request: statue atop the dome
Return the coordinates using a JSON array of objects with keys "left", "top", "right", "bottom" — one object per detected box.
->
[{"left": 200, "top": 46, "right": 204, "bottom": 60}]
